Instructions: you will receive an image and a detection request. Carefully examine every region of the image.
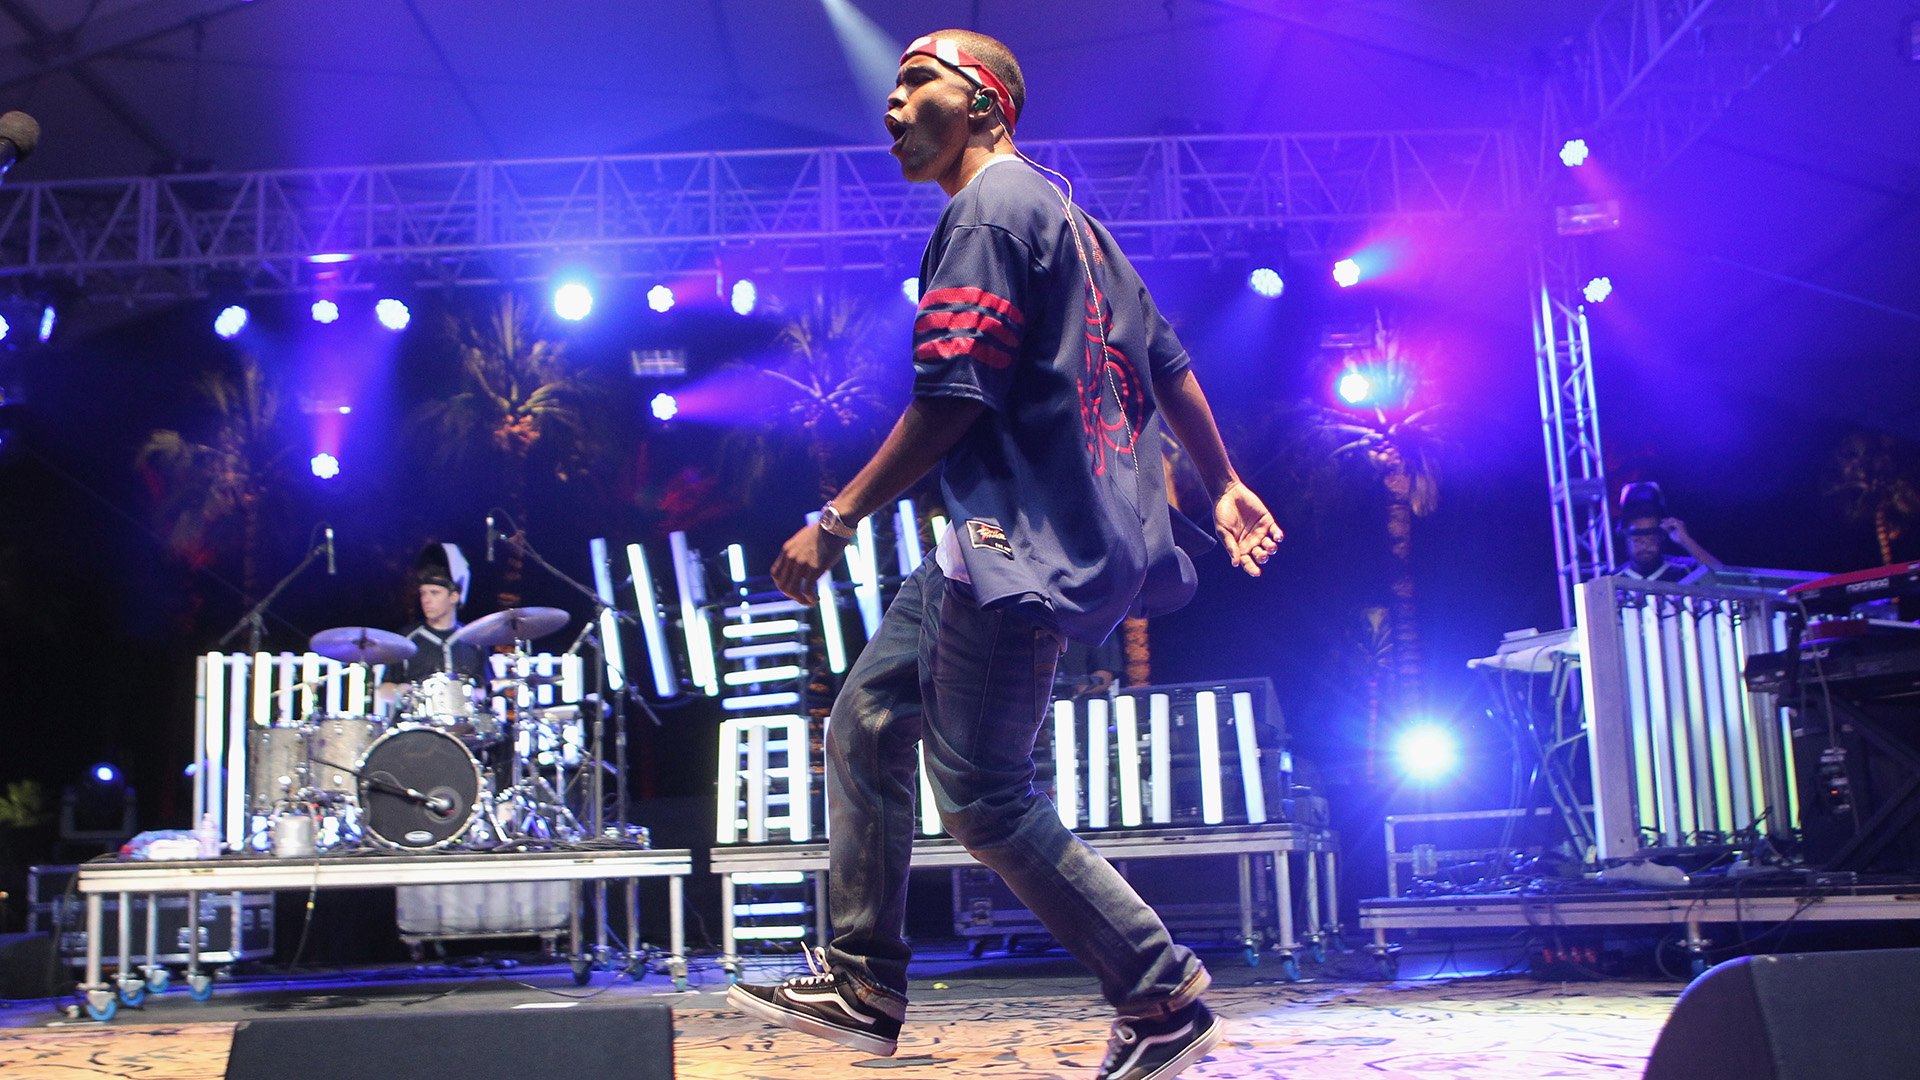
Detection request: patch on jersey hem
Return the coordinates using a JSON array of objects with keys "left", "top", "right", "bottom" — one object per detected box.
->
[{"left": 966, "top": 520, "right": 1014, "bottom": 558}]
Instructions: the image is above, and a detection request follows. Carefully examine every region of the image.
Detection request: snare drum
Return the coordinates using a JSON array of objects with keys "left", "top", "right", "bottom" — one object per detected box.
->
[
  {"left": 247, "top": 728, "right": 309, "bottom": 812},
  {"left": 357, "top": 725, "right": 485, "bottom": 849}
]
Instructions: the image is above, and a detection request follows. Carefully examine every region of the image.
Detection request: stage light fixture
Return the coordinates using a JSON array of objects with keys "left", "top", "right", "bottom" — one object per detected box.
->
[
  {"left": 901, "top": 276, "right": 921, "bottom": 304},
  {"left": 38, "top": 305, "right": 53, "bottom": 342},
  {"left": 0, "top": 314, "right": 10, "bottom": 341},
  {"left": 1336, "top": 370, "right": 1374, "bottom": 405},
  {"left": 311, "top": 299, "right": 340, "bottom": 324},
  {"left": 730, "top": 279, "right": 757, "bottom": 316},
  {"left": 1247, "top": 267, "right": 1285, "bottom": 298},
  {"left": 374, "top": 297, "right": 411, "bottom": 332},
  {"left": 553, "top": 281, "right": 594, "bottom": 322},
  {"left": 91, "top": 763, "right": 119, "bottom": 784},
  {"left": 650, "top": 392, "right": 679, "bottom": 421},
  {"left": 306, "top": 252, "right": 355, "bottom": 264},
  {"left": 647, "top": 284, "right": 676, "bottom": 313},
  {"left": 310, "top": 452, "right": 340, "bottom": 479},
  {"left": 1559, "top": 138, "right": 1590, "bottom": 167},
  {"left": 1396, "top": 725, "right": 1458, "bottom": 782},
  {"left": 213, "top": 305, "right": 249, "bottom": 339},
  {"left": 1582, "top": 276, "right": 1613, "bottom": 303},
  {"left": 1332, "top": 259, "right": 1362, "bottom": 288}
]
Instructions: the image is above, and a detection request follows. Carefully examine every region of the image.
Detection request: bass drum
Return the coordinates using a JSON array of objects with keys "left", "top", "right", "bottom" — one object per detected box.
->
[{"left": 357, "top": 726, "right": 484, "bottom": 849}]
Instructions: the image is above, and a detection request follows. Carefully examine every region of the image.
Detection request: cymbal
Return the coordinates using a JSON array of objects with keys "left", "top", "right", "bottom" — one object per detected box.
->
[
  {"left": 309, "top": 626, "right": 418, "bottom": 666},
  {"left": 449, "top": 606, "right": 569, "bottom": 649}
]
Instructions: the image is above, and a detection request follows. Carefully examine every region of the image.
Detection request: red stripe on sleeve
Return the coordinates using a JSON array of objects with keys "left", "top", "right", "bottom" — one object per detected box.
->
[
  {"left": 914, "top": 335, "right": 1013, "bottom": 369},
  {"left": 913, "top": 309, "right": 1021, "bottom": 350},
  {"left": 919, "top": 286, "right": 1024, "bottom": 324}
]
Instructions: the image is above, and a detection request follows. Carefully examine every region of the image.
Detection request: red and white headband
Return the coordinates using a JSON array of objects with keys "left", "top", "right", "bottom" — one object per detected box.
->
[{"left": 901, "top": 35, "right": 1019, "bottom": 131}]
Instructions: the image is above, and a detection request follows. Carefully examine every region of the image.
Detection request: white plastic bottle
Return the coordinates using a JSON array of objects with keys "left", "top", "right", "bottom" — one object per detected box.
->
[{"left": 196, "top": 813, "right": 222, "bottom": 859}]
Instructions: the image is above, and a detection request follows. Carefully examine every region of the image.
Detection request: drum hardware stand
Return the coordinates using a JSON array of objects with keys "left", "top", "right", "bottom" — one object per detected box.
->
[
  {"left": 218, "top": 523, "right": 335, "bottom": 654},
  {"left": 492, "top": 516, "right": 647, "bottom": 976}
]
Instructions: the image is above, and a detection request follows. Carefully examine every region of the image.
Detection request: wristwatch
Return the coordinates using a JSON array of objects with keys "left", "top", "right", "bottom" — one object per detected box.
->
[{"left": 817, "top": 504, "right": 857, "bottom": 540}]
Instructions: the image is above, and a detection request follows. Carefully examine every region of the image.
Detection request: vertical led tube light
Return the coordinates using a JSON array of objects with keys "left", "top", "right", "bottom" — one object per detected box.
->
[
  {"left": 627, "top": 542, "right": 677, "bottom": 697},
  {"left": 1053, "top": 700, "right": 1079, "bottom": 828},
  {"left": 199, "top": 653, "right": 221, "bottom": 837},
  {"left": 669, "top": 531, "right": 719, "bottom": 695},
  {"left": 894, "top": 498, "right": 922, "bottom": 574},
  {"left": 931, "top": 515, "right": 949, "bottom": 543},
  {"left": 785, "top": 715, "right": 812, "bottom": 841},
  {"left": 1232, "top": 691, "right": 1267, "bottom": 824},
  {"left": 1149, "top": 693, "right": 1172, "bottom": 823},
  {"left": 589, "top": 538, "right": 627, "bottom": 691},
  {"left": 229, "top": 655, "right": 251, "bottom": 849},
  {"left": 850, "top": 517, "right": 882, "bottom": 636},
  {"left": 817, "top": 569, "right": 847, "bottom": 674},
  {"left": 917, "top": 743, "right": 941, "bottom": 835},
  {"left": 1195, "top": 691, "right": 1224, "bottom": 825},
  {"left": 1115, "top": 693, "right": 1143, "bottom": 827},
  {"left": 716, "top": 719, "right": 741, "bottom": 843},
  {"left": 746, "top": 722, "right": 769, "bottom": 843},
  {"left": 1087, "top": 697, "right": 1110, "bottom": 829}
]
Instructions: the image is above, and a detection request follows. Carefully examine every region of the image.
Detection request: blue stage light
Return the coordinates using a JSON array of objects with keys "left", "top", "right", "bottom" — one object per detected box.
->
[
  {"left": 374, "top": 298, "right": 410, "bottom": 332},
  {"left": 1336, "top": 370, "right": 1374, "bottom": 405},
  {"left": 310, "top": 452, "right": 340, "bottom": 479},
  {"left": 647, "top": 285, "right": 675, "bottom": 313},
  {"left": 901, "top": 276, "right": 921, "bottom": 304},
  {"left": 1396, "top": 725, "right": 1458, "bottom": 782},
  {"left": 213, "top": 305, "right": 249, "bottom": 339},
  {"left": 650, "top": 392, "right": 679, "bottom": 421},
  {"left": 92, "top": 763, "right": 119, "bottom": 784},
  {"left": 1582, "top": 276, "right": 1613, "bottom": 303},
  {"left": 730, "top": 279, "right": 757, "bottom": 316},
  {"left": 1247, "top": 267, "right": 1285, "bottom": 299},
  {"left": 1332, "top": 259, "right": 1362, "bottom": 288},
  {"left": 553, "top": 281, "right": 594, "bottom": 321},
  {"left": 1559, "top": 138, "right": 1590, "bottom": 167},
  {"left": 311, "top": 299, "right": 340, "bottom": 324},
  {"left": 0, "top": 314, "right": 10, "bottom": 342},
  {"left": 306, "top": 252, "right": 354, "bottom": 264},
  {"left": 38, "top": 306, "right": 55, "bottom": 342}
]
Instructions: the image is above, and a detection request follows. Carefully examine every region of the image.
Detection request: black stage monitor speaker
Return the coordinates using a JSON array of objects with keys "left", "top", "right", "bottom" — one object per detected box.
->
[
  {"left": 225, "top": 999, "right": 673, "bottom": 1080},
  {"left": 0, "top": 932, "right": 60, "bottom": 999},
  {"left": 1644, "top": 949, "right": 1920, "bottom": 1080}
]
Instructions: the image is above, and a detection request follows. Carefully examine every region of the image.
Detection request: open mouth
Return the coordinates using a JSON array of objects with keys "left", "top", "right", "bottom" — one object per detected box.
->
[{"left": 884, "top": 115, "right": 909, "bottom": 148}]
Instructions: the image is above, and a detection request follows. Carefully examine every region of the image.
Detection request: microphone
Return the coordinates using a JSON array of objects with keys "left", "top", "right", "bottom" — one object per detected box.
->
[
  {"left": 423, "top": 794, "right": 455, "bottom": 815},
  {"left": 324, "top": 527, "right": 336, "bottom": 575},
  {"left": 0, "top": 112, "right": 40, "bottom": 176},
  {"left": 486, "top": 514, "right": 497, "bottom": 563}
]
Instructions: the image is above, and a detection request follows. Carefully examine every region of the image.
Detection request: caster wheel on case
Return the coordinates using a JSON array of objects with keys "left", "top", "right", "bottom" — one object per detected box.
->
[
  {"left": 1689, "top": 956, "right": 1709, "bottom": 978},
  {"left": 1309, "top": 940, "right": 1328, "bottom": 964},
  {"left": 1243, "top": 945, "right": 1260, "bottom": 967},
  {"left": 86, "top": 988, "right": 117, "bottom": 1021},
  {"left": 571, "top": 958, "right": 593, "bottom": 986},
  {"left": 1375, "top": 954, "right": 1399, "bottom": 980},
  {"left": 144, "top": 966, "right": 171, "bottom": 994},
  {"left": 188, "top": 974, "right": 214, "bottom": 1001},
  {"left": 116, "top": 977, "right": 146, "bottom": 1008},
  {"left": 1278, "top": 955, "right": 1301, "bottom": 982}
]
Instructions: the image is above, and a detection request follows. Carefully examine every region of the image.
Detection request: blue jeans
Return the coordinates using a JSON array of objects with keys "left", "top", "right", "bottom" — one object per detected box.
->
[{"left": 822, "top": 557, "right": 1209, "bottom": 1017}]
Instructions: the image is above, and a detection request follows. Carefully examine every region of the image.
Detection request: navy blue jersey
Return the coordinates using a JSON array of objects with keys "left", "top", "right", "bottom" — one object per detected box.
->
[{"left": 912, "top": 158, "right": 1206, "bottom": 643}]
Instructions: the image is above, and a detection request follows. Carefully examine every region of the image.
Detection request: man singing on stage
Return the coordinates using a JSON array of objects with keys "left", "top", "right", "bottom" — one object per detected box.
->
[{"left": 728, "top": 30, "right": 1284, "bottom": 1080}]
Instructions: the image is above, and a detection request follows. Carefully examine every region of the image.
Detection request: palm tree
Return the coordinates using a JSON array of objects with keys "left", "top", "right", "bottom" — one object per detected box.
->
[
  {"left": 1825, "top": 432, "right": 1919, "bottom": 566},
  {"left": 1312, "top": 332, "right": 1449, "bottom": 726},
  {"left": 137, "top": 352, "right": 288, "bottom": 598},
  {"left": 421, "top": 294, "right": 604, "bottom": 606}
]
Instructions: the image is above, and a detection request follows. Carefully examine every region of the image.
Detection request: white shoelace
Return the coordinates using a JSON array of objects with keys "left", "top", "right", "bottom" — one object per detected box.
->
[{"left": 782, "top": 946, "right": 837, "bottom": 989}]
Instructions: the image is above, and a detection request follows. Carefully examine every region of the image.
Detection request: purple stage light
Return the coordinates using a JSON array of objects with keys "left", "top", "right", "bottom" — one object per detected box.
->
[
  {"left": 38, "top": 306, "right": 55, "bottom": 342},
  {"left": 650, "top": 392, "right": 679, "bottom": 421},
  {"left": 1332, "top": 259, "right": 1362, "bottom": 288},
  {"left": 374, "top": 297, "right": 410, "bottom": 332},
  {"left": 213, "top": 305, "right": 249, "bottom": 339},
  {"left": 554, "top": 281, "right": 594, "bottom": 321},
  {"left": 1247, "top": 267, "right": 1285, "bottom": 298},
  {"left": 0, "top": 314, "right": 10, "bottom": 342},
  {"left": 311, "top": 452, "right": 340, "bottom": 479},
  {"left": 1336, "top": 370, "right": 1374, "bottom": 405},
  {"left": 1396, "top": 725, "right": 1458, "bottom": 782},
  {"left": 1559, "top": 138, "right": 1590, "bottom": 167},
  {"left": 730, "top": 279, "right": 757, "bottom": 316},
  {"left": 647, "top": 284, "right": 675, "bottom": 313},
  {"left": 1582, "top": 276, "right": 1613, "bottom": 303},
  {"left": 92, "top": 763, "right": 119, "bottom": 784},
  {"left": 311, "top": 298, "right": 340, "bottom": 323},
  {"left": 307, "top": 252, "right": 354, "bottom": 264}
]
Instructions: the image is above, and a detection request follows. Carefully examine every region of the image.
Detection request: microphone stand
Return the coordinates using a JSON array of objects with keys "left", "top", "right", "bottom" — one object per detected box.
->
[{"left": 218, "top": 535, "right": 329, "bottom": 656}]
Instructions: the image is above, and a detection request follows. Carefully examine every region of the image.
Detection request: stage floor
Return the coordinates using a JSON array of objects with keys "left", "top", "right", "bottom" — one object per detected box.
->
[{"left": 0, "top": 943, "right": 1681, "bottom": 1079}]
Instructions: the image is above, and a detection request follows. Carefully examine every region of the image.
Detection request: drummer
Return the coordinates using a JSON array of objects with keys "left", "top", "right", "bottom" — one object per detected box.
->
[{"left": 383, "top": 542, "right": 487, "bottom": 695}]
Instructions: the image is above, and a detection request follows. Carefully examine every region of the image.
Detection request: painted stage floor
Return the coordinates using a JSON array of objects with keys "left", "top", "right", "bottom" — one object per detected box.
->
[{"left": 0, "top": 948, "right": 1682, "bottom": 1079}]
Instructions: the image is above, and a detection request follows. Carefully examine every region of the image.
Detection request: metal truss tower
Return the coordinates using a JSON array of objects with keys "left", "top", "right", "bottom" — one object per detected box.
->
[
  {"left": 0, "top": 130, "right": 1514, "bottom": 303},
  {"left": 1528, "top": 0, "right": 1842, "bottom": 623}
]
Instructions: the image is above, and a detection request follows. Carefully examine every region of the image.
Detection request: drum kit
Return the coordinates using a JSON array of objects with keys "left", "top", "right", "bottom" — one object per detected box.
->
[{"left": 248, "top": 607, "right": 593, "bottom": 853}]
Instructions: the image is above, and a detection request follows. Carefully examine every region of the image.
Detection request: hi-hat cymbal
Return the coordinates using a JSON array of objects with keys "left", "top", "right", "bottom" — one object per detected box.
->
[
  {"left": 309, "top": 626, "right": 418, "bottom": 666},
  {"left": 449, "top": 607, "right": 569, "bottom": 649}
]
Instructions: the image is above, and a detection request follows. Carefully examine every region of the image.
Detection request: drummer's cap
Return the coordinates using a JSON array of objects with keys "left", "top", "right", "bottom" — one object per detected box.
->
[{"left": 414, "top": 541, "right": 471, "bottom": 606}]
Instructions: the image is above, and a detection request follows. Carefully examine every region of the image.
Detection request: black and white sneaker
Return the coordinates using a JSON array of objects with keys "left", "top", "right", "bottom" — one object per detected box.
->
[
  {"left": 726, "top": 947, "right": 904, "bottom": 1057},
  {"left": 1095, "top": 1000, "right": 1223, "bottom": 1080}
]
